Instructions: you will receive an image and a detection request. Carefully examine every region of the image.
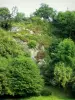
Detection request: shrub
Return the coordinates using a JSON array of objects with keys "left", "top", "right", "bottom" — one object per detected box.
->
[
  {"left": 0, "top": 56, "right": 44, "bottom": 97},
  {"left": 41, "top": 87, "right": 52, "bottom": 96},
  {"left": 54, "top": 62, "right": 72, "bottom": 88},
  {"left": 9, "top": 56, "right": 44, "bottom": 96},
  {"left": 28, "top": 40, "right": 37, "bottom": 49},
  {"left": 0, "top": 56, "right": 13, "bottom": 96},
  {"left": 0, "top": 29, "right": 29, "bottom": 58},
  {"left": 0, "top": 20, "right": 12, "bottom": 30}
]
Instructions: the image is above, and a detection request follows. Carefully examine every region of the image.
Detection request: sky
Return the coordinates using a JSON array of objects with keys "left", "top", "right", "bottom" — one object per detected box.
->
[{"left": 0, "top": 0, "right": 75, "bottom": 16}]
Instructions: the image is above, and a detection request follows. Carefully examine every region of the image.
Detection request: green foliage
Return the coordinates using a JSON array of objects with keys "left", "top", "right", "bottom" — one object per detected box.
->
[
  {"left": 53, "top": 11, "right": 75, "bottom": 39},
  {"left": 25, "top": 16, "right": 50, "bottom": 35},
  {"left": 0, "top": 35, "right": 18, "bottom": 57},
  {"left": 34, "top": 3, "right": 56, "bottom": 21},
  {"left": 70, "top": 75, "right": 75, "bottom": 97},
  {"left": 0, "top": 56, "right": 13, "bottom": 95},
  {"left": 0, "top": 20, "right": 12, "bottom": 30},
  {"left": 0, "top": 7, "right": 11, "bottom": 30},
  {"left": 0, "top": 55, "right": 44, "bottom": 96},
  {"left": 10, "top": 56, "right": 44, "bottom": 96},
  {"left": 0, "top": 29, "right": 29, "bottom": 57},
  {"left": 44, "top": 39, "right": 75, "bottom": 89},
  {"left": 48, "top": 38, "right": 75, "bottom": 67},
  {"left": 14, "top": 12, "right": 25, "bottom": 22},
  {"left": 54, "top": 62, "right": 72, "bottom": 88},
  {"left": 24, "top": 86, "right": 72, "bottom": 100},
  {"left": 56, "top": 39, "right": 75, "bottom": 66},
  {"left": 41, "top": 87, "right": 52, "bottom": 96},
  {"left": 28, "top": 40, "right": 37, "bottom": 49},
  {"left": 0, "top": 28, "right": 44, "bottom": 97},
  {"left": 0, "top": 7, "right": 10, "bottom": 20},
  {"left": 0, "top": 5, "right": 75, "bottom": 99},
  {"left": 72, "top": 82, "right": 75, "bottom": 96},
  {"left": 24, "top": 96, "right": 60, "bottom": 100}
]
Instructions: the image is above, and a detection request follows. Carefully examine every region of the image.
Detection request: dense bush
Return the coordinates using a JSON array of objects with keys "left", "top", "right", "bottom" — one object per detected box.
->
[
  {"left": 0, "top": 29, "right": 44, "bottom": 97},
  {"left": 54, "top": 62, "right": 72, "bottom": 88},
  {"left": 44, "top": 39, "right": 75, "bottom": 87},
  {"left": 10, "top": 56, "right": 44, "bottom": 96},
  {"left": 14, "top": 12, "right": 25, "bottom": 22},
  {"left": 0, "top": 7, "right": 11, "bottom": 30},
  {"left": 0, "top": 20, "right": 12, "bottom": 30},
  {"left": 53, "top": 11, "right": 75, "bottom": 40},
  {"left": 0, "top": 56, "right": 12, "bottom": 96},
  {"left": 0, "top": 56, "right": 44, "bottom": 96},
  {"left": 0, "top": 29, "right": 29, "bottom": 57},
  {"left": 28, "top": 40, "right": 37, "bottom": 49},
  {"left": 41, "top": 87, "right": 52, "bottom": 96}
]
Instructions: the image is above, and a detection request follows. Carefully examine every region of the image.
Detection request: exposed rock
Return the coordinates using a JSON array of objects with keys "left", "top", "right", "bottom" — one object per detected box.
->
[
  {"left": 11, "top": 26, "right": 21, "bottom": 32},
  {"left": 14, "top": 38, "right": 29, "bottom": 52},
  {"left": 38, "top": 59, "right": 46, "bottom": 66},
  {"left": 25, "top": 29, "right": 34, "bottom": 34},
  {"left": 29, "top": 49, "right": 39, "bottom": 60}
]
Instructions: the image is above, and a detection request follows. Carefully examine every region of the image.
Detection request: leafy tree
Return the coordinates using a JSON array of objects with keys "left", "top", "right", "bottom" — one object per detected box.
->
[
  {"left": 48, "top": 38, "right": 75, "bottom": 67},
  {"left": 0, "top": 7, "right": 10, "bottom": 21},
  {"left": 56, "top": 39, "right": 75, "bottom": 67},
  {"left": 9, "top": 56, "right": 44, "bottom": 96},
  {"left": 0, "top": 55, "right": 44, "bottom": 96},
  {"left": 0, "top": 7, "right": 11, "bottom": 30},
  {"left": 34, "top": 3, "right": 56, "bottom": 21},
  {"left": 53, "top": 11, "right": 75, "bottom": 39},
  {"left": 44, "top": 39, "right": 75, "bottom": 86},
  {"left": 14, "top": 12, "right": 25, "bottom": 22},
  {"left": 54, "top": 62, "right": 72, "bottom": 88}
]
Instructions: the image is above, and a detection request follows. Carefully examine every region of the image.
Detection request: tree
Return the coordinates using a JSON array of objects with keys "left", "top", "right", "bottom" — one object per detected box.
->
[
  {"left": 56, "top": 39, "right": 75, "bottom": 67},
  {"left": 34, "top": 3, "right": 56, "bottom": 21},
  {"left": 53, "top": 11, "right": 75, "bottom": 39},
  {"left": 0, "top": 7, "right": 11, "bottom": 30},
  {"left": 9, "top": 56, "right": 44, "bottom": 96},
  {"left": 11, "top": 6, "right": 18, "bottom": 18},
  {"left": 44, "top": 39, "right": 75, "bottom": 85},
  {"left": 0, "top": 55, "right": 44, "bottom": 96},
  {"left": 49, "top": 38, "right": 75, "bottom": 67},
  {"left": 0, "top": 7, "right": 10, "bottom": 21},
  {"left": 54, "top": 62, "right": 72, "bottom": 88},
  {"left": 14, "top": 12, "right": 25, "bottom": 22}
]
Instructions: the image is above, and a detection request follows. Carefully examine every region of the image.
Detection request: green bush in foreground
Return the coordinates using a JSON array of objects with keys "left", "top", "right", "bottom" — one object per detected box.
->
[
  {"left": 10, "top": 56, "right": 44, "bottom": 96},
  {"left": 0, "top": 56, "right": 44, "bottom": 96}
]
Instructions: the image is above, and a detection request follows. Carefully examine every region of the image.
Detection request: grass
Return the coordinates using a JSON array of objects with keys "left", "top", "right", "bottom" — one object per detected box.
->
[
  {"left": 23, "top": 96, "right": 74, "bottom": 100},
  {"left": 24, "top": 96, "right": 61, "bottom": 100},
  {"left": 22, "top": 86, "right": 74, "bottom": 100}
]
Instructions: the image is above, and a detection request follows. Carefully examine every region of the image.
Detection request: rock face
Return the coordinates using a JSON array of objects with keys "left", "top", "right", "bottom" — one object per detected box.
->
[
  {"left": 25, "top": 29, "right": 34, "bottom": 34},
  {"left": 28, "top": 44, "right": 45, "bottom": 66},
  {"left": 11, "top": 26, "right": 21, "bottom": 32},
  {"left": 14, "top": 38, "right": 30, "bottom": 56},
  {"left": 12, "top": 25, "right": 45, "bottom": 65},
  {"left": 29, "top": 49, "right": 39, "bottom": 60}
]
